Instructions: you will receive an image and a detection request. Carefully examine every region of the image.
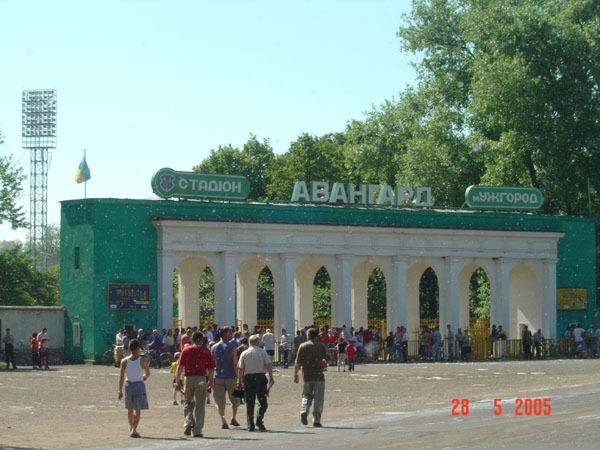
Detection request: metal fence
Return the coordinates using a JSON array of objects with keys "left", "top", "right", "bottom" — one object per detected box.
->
[{"left": 377, "top": 337, "right": 592, "bottom": 362}]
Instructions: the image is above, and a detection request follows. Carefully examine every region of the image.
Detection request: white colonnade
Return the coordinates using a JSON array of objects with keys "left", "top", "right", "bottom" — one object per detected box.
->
[{"left": 154, "top": 220, "right": 563, "bottom": 339}]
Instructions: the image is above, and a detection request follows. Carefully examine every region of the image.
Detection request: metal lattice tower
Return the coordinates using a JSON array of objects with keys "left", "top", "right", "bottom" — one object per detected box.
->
[{"left": 22, "top": 89, "right": 57, "bottom": 269}]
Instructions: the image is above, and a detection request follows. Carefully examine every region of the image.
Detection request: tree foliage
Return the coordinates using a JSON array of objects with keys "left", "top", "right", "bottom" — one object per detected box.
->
[
  {"left": 398, "top": 0, "right": 600, "bottom": 215},
  {"left": 266, "top": 133, "right": 348, "bottom": 201},
  {"left": 0, "top": 245, "right": 59, "bottom": 306},
  {"left": 469, "top": 268, "right": 490, "bottom": 318},
  {"left": 312, "top": 266, "right": 332, "bottom": 320},
  {"left": 193, "top": 135, "right": 275, "bottom": 201},
  {"left": 0, "top": 133, "right": 28, "bottom": 229},
  {"left": 257, "top": 267, "right": 274, "bottom": 319}
]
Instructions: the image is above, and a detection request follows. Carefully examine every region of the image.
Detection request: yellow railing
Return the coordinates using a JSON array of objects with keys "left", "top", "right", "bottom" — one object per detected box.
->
[{"left": 378, "top": 337, "right": 581, "bottom": 361}]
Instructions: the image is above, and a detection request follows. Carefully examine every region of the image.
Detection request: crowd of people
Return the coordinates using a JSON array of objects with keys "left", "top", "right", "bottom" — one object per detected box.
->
[
  {"left": 563, "top": 323, "right": 600, "bottom": 358},
  {"left": 117, "top": 322, "right": 335, "bottom": 439},
  {"left": 2, "top": 326, "right": 51, "bottom": 370}
]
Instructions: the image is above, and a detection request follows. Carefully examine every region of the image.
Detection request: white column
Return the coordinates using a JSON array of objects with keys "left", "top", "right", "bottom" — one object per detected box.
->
[
  {"left": 237, "top": 261, "right": 263, "bottom": 331},
  {"left": 388, "top": 256, "right": 408, "bottom": 332},
  {"left": 541, "top": 259, "right": 558, "bottom": 338},
  {"left": 351, "top": 263, "right": 370, "bottom": 329},
  {"left": 178, "top": 263, "right": 200, "bottom": 328},
  {"left": 440, "top": 257, "right": 461, "bottom": 333},
  {"left": 493, "top": 258, "right": 512, "bottom": 337},
  {"left": 275, "top": 253, "right": 297, "bottom": 333},
  {"left": 157, "top": 251, "right": 176, "bottom": 331},
  {"left": 215, "top": 252, "right": 237, "bottom": 327},
  {"left": 332, "top": 255, "right": 352, "bottom": 328}
]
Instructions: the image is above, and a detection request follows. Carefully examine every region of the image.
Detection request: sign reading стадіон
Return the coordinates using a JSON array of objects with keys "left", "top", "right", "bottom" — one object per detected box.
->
[
  {"left": 465, "top": 185, "right": 543, "bottom": 211},
  {"left": 152, "top": 168, "right": 250, "bottom": 200}
]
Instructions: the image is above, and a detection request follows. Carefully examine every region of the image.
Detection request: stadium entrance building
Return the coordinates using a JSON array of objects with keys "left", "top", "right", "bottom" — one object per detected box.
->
[{"left": 60, "top": 175, "right": 596, "bottom": 362}]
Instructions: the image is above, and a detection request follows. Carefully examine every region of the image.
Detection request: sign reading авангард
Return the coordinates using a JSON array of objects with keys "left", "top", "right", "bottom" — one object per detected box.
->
[
  {"left": 291, "top": 181, "right": 433, "bottom": 207},
  {"left": 152, "top": 168, "right": 250, "bottom": 200},
  {"left": 465, "top": 185, "right": 543, "bottom": 211}
]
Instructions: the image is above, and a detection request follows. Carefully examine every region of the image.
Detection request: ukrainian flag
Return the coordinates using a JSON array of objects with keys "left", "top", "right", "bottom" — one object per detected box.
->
[
  {"left": 74, "top": 154, "right": 91, "bottom": 183},
  {"left": 588, "top": 180, "right": 597, "bottom": 196}
]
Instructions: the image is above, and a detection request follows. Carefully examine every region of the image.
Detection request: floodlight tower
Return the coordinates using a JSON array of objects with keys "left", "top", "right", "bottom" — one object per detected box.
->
[{"left": 22, "top": 89, "right": 57, "bottom": 269}]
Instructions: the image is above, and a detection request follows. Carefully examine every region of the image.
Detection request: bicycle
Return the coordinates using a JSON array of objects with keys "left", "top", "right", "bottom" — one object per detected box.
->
[
  {"left": 100, "top": 346, "right": 120, "bottom": 367},
  {"left": 145, "top": 347, "right": 174, "bottom": 368}
]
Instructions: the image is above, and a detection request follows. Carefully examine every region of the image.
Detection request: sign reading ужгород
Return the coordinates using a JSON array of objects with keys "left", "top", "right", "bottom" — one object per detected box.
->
[{"left": 465, "top": 185, "right": 543, "bottom": 211}]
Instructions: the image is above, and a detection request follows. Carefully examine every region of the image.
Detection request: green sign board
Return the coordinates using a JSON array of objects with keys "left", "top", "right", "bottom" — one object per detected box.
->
[
  {"left": 152, "top": 168, "right": 250, "bottom": 200},
  {"left": 465, "top": 185, "right": 543, "bottom": 211}
]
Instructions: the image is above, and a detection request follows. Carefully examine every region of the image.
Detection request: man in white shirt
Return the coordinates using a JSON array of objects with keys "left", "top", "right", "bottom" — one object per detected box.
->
[
  {"left": 261, "top": 329, "right": 276, "bottom": 359},
  {"left": 573, "top": 323, "right": 586, "bottom": 344},
  {"left": 280, "top": 328, "right": 292, "bottom": 368},
  {"left": 238, "top": 334, "right": 274, "bottom": 431}
]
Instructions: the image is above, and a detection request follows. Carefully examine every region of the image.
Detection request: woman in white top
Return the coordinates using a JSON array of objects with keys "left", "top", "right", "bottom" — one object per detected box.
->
[{"left": 118, "top": 339, "right": 150, "bottom": 438}]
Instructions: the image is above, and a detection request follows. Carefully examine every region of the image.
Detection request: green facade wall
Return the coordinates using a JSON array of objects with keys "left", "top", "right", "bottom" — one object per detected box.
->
[{"left": 60, "top": 198, "right": 596, "bottom": 362}]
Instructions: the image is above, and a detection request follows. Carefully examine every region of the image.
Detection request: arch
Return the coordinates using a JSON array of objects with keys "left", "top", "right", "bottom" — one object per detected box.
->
[
  {"left": 406, "top": 261, "right": 437, "bottom": 337},
  {"left": 458, "top": 263, "right": 492, "bottom": 330}
]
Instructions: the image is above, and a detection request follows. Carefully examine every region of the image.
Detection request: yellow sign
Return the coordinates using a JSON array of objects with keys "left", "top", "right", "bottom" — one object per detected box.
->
[{"left": 556, "top": 288, "right": 587, "bottom": 310}]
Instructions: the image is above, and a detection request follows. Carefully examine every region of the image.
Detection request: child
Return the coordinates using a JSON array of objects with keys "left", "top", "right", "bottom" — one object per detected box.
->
[
  {"left": 336, "top": 338, "right": 347, "bottom": 372},
  {"left": 39, "top": 337, "right": 49, "bottom": 369},
  {"left": 170, "top": 352, "right": 183, "bottom": 405},
  {"left": 30, "top": 332, "right": 40, "bottom": 369},
  {"left": 346, "top": 339, "right": 356, "bottom": 371}
]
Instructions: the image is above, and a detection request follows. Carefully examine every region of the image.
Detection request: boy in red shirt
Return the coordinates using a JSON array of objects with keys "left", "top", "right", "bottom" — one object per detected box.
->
[{"left": 346, "top": 339, "right": 356, "bottom": 371}]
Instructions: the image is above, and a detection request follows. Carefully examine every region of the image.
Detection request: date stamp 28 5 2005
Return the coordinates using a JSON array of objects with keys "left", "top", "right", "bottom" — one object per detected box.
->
[{"left": 451, "top": 398, "right": 551, "bottom": 417}]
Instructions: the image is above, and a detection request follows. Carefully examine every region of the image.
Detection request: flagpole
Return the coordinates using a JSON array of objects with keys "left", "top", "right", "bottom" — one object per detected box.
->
[
  {"left": 84, "top": 149, "right": 87, "bottom": 200},
  {"left": 587, "top": 178, "right": 592, "bottom": 217}
]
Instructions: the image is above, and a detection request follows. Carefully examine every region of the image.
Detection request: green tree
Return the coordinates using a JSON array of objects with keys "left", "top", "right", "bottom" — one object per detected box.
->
[
  {"left": 257, "top": 267, "right": 274, "bottom": 319},
  {"left": 0, "top": 245, "right": 59, "bottom": 306},
  {"left": 367, "top": 268, "right": 387, "bottom": 319},
  {"left": 0, "top": 132, "right": 28, "bottom": 229},
  {"left": 193, "top": 134, "right": 275, "bottom": 201},
  {"left": 267, "top": 133, "right": 348, "bottom": 201},
  {"left": 344, "top": 98, "right": 414, "bottom": 187},
  {"left": 199, "top": 267, "right": 215, "bottom": 320},
  {"left": 399, "top": 0, "right": 600, "bottom": 215},
  {"left": 419, "top": 268, "right": 439, "bottom": 319},
  {"left": 469, "top": 268, "right": 490, "bottom": 318},
  {"left": 312, "top": 266, "right": 332, "bottom": 321}
]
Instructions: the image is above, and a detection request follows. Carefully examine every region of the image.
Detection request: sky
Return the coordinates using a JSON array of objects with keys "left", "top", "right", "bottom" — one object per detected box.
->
[{"left": 0, "top": 0, "right": 417, "bottom": 242}]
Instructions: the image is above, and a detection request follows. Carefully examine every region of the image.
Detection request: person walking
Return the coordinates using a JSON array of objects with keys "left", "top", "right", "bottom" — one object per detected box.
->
[
  {"left": 175, "top": 331, "right": 215, "bottom": 438},
  {"left": 533, "top": 328, "right": 545, "bottom": 359},
  {"left": 431, "top": 327, "right": 442, "bottom": 362},
  {"left": 293, "top": 327, "right": 331, "bottom": 427},
  {"left": 118, "top": 339, "right": 150, "bottom": 438},
  {"left": 30, "top": 331, "right": 40, "bottom": 369},
  {"left": 210, "top": 326, "right": 241, "bottom": 429},
  {"left": 522, "top": 325, "right": 533, "bottom": 360},
  {"left": 237, "top": 334, "right": 274, "bottom": 432},
  {"left": 445, "top": 324, "right": 454, "bottom": 362},
  {"left": 280, "top": 328, "right": 292, "bottom": 368},
  {"left": 261, "top": 329, "right": 276, "bottom": 359},
  {"left": 3, "top": 328, "right": 17, "bottom": 369},
  {"left": 346, "top": 338, "right": 356, "bottom": 371}
]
